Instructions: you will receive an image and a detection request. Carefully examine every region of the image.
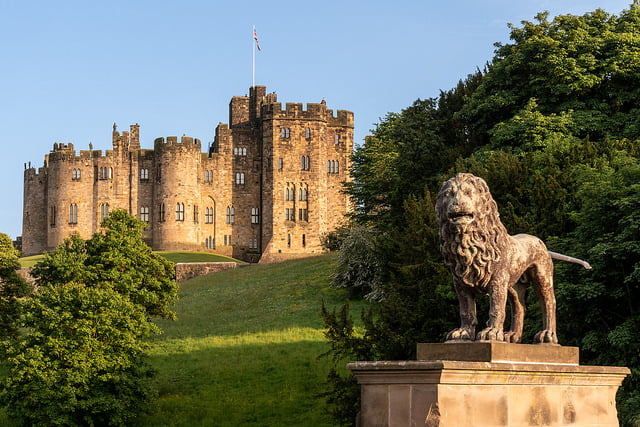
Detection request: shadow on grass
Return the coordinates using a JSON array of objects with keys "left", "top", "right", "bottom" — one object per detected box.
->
[{"left": 142, "top": 338, "right": 337, "bottom": 427}]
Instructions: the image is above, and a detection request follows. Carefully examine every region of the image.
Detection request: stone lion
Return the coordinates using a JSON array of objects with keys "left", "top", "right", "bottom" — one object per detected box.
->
[{"left": 435, "top": 173, "right": 589, "bottom": 345}]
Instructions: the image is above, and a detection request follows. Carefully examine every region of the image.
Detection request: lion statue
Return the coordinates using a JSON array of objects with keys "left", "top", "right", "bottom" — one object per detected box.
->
[{"left": 435, "top": 173, "right": 590, "bottom": 345}]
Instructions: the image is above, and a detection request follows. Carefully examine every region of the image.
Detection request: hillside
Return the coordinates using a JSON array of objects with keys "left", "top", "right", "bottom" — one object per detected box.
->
[{"left": 140, "top": 253, "right": 369, "bottom": 426}]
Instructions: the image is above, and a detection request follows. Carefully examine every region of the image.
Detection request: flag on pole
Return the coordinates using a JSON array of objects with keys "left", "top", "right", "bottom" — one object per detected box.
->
[{"left": 253, "top": 28, "right": 261, "bottom": 51}]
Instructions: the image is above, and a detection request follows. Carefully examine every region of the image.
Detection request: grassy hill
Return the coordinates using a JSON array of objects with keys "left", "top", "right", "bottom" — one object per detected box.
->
[{"left": 139, "top": 253, "right": 368, "bottom": 426}]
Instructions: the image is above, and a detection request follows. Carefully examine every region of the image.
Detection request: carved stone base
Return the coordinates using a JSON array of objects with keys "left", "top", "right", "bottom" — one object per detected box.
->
[{"left": 347, "top": 343, "right": 629, "bottom": 427}]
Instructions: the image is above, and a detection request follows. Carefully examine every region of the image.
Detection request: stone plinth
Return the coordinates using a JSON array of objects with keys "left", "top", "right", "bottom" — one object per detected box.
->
[{"left": 348, "top": 343, "right": 630, "bottom": 427}]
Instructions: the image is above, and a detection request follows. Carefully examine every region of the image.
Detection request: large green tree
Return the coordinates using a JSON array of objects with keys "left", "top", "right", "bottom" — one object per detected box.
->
[
  {"left": 325, "top": 4, "right": 640, "bottom": 425},
  {"left": 2, "top": 210, "right": 178, "bottom": 425}
]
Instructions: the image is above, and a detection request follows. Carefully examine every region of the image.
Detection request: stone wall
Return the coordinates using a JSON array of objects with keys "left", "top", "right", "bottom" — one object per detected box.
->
[{"left": 174, "top": 262, "right": 238, "bottom": 282}]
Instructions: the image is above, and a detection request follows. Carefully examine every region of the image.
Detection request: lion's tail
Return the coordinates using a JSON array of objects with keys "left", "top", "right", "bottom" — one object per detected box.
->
[{"left": 548, "top": 251, "right": 592, "bottom": 270}]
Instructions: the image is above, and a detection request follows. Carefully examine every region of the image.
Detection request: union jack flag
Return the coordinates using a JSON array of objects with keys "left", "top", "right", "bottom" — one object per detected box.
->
[{"left": 253, "top": 28, "right": 261, "bottom": 51}]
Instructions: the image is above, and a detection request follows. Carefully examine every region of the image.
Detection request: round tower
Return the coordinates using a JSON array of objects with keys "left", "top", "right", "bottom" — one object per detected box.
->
[{"left": 152, "top": 135, "right": 203, "bottom": 250}]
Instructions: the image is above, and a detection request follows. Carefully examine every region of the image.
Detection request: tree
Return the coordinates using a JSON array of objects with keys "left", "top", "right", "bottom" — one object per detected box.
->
[
  {"left": 2, "top": 210, "right": 178, "bottom": 425},
  {"left": 0, "top": 233, "right": 32, "bottom": 341},
  {"left": 1, "top": 283, "right": 157, "bottom": 426},
  {"left": 32, "top": 209, "right": 178, "bottom": 319}
]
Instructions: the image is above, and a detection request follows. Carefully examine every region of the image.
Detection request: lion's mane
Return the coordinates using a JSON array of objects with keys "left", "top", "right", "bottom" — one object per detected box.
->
[{"left": 435, "top": 174, "right": 510, "bottom": 290}]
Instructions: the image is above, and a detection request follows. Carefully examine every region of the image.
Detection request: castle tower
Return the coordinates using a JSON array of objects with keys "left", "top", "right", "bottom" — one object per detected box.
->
[{"left": 152, "top": 135, "right": 203, "bottom": 250}]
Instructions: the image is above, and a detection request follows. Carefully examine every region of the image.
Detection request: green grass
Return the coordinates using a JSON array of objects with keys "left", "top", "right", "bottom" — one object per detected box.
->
[
  {"left": 155, "top": 251, "right": 243, "bottom": 264},
  {"left": 7, "top": 252, "right": 364, "bottom": 425},
  {"left": 140, "top": 253, "right": 367, "bottom": 426},
  {"left": 18, "top": 254, "right": 43, "bottom": 268}
]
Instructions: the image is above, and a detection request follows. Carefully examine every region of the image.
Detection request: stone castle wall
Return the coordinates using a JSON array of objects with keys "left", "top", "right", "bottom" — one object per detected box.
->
[{"left": 22, "top": 86, "right": 353, "bottom": 262}]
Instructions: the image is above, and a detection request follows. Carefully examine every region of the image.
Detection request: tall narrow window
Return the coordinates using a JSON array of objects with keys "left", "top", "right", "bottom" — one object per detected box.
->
[
  {"left": 305, "top": 127, "right": 311, "bottom": 139},
  {"left": 299, "top": 186, "right": 308, "bottom": 201},
  {"left": 108, "top": 167, "right": 113, "bottom": 179},
  {"left": 205, "top": 207, "right": 214, "bottom": 224},
  {"left": 301, "top": 156, "right": 310, "bottom": 171},
  {"left": 226, "top": 206, "right": 235, "bottom": 224},
  {"left": 140, "top": 168, "right": 149, "bottom": 181},
  {"left": 69, "top": 204, "right": 77, "bottom": 224},
  {"left": 298, "top": 208, "right": 308, "bottom": 222},
  {"left": 50, "top": 205, "right": 57, "bottom": 227},
  {"left": 193, "top": 205, "right": 199, "bottom": 223},
  {"left": 281, "top": 127, "right": 290, "bottom": 138},
  {"left": 235, "top": 172, "right": 245, "bottom": 185},
  {"left": 159, "top": 203, "right": 166, "bottom": 222},
  {"left": 72, "top": 169, "right": 81, "bottom": 180},
  {"left": 205, "top": 236, "right": 215, "bottom": 249},
  {"left": 287, "top": 233, "right": 291, "bottom": 248},
  {"left": 251, "top": 207, "right": 260, "bottom": 224},
  {"left": 302, "top": 234, "right": 306, "bottom": 247},
  {"left": 334, "top": 134, "right": 340, "bottom": 144},
  {"left": 100, "top": 203, "right": 109, "bottom": 224},
  {"left": 278, "top": 158, "right": 284, "bottom": 171},
  {"left": 176, "top": 203, "right": 185, "bottom": 221},
  {"left": 140, "top": 206, "right": 149, "bottom": 223},
  {"left": 205, "top": 170, "right": 213, "bottom": 183}
]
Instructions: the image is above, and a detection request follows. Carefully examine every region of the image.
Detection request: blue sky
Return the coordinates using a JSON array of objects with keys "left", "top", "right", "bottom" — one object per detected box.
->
[{"left": 0, "top": 0, "right": 632, "bottom": 240}]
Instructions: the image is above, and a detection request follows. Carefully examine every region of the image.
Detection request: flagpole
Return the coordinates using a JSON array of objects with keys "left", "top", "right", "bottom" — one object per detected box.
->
[{"left": 252, "top": 25, "right": 255, "bottom": 88}]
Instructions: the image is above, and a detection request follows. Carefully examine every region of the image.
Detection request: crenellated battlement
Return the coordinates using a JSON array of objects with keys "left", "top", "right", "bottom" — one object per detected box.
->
[
  {"left": 154, "top": 135, "right": 202, "bottom": 152},
  {"left": 261, "top": 101, "right": 354, "bottom": 127}
]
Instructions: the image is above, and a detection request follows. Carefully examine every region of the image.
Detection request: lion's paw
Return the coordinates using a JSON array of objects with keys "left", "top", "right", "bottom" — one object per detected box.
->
[
  {"left": 445, "top": 328, "right": 474, "bottom": 342},
  {"left": 504, "top": 331, "right": 522, "bottom": 343},
  {"left": 476, "top": 327, "right": 505, "bottom": 342},
  {"left": 533, "top": 330, "right": 558, "bottom": 345}
]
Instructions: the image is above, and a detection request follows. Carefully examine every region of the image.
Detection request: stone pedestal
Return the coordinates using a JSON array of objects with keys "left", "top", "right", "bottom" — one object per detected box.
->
[{"left": 347, "top": 343, "right": 629, "bottom": 427}]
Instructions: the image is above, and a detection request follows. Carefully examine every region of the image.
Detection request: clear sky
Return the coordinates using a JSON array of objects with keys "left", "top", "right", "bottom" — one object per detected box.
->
[{"left": 0, "top": 0, "right": 632, "bottom": 240}]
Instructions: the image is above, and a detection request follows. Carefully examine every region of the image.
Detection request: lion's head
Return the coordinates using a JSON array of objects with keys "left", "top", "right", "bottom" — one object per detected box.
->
[{"left": 435, "top": 173, "right": 509, "bottom": 289}]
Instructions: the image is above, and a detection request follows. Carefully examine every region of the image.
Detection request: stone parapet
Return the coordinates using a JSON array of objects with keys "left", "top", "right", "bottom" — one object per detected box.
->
[
  {"left": 174, "top": 262, "right": 238, "bottom": 282},
  {"left": 348, "top": 343, "right": 630, "bottom": 427}
]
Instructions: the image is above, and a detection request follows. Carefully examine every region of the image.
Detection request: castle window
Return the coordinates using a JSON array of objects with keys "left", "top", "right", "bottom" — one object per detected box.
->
[
  {"left": 226, "top": 206, "right": 235, "bottom": 224},
  {"left": 193, "top": 205, "right": 199, "bottom": 223},
  {"left": 140, "top": 168, "right": 149, "bottom": 181},
  {"left": 140, "top": 206, "right": 149, "bottom": 223},
  {"left": 285, "top": 184, "right": 296, "bottom": 201},
  {"left": 249, "top": 238, "right": 258, "bottom": 249},
  {"left": 205, "top": 170, "right": 213, "bottom": 183},
  {"left": 69, "top": 204, "right": 78, "bottom": 224},
  {"left": 224, "top": 235, "right": 232, "bottom": 246},
  {"left": 72, "top": 169, "right": 81, "bottom": 180},
  {"left": 234, "top": 147, "right": 247, "bottom": 156},
  {"left": 205, "top": 236, "right": 215, "bottom": 249},
  {"left": 299, "top": 186, "right": 308, "bottom": 201},
  {"left": 277, "top": 158, "right": 283, "bottom": 171},
  {"left": 108, "top": 167, "right": 113, "bottom": 179},
  {"left": 287, "top": 233, "right": 291, "bottom": 248},
  {"left": 100, "top": 203, "right": 109, "bottom": 224},
  {"left": 285, "top": 208, "right": 296, "bottom": 221},
  {"left": 302, "top": 234, "right": 306, "bottom": 247},
  {"left": 301, "top": 156, "right": 310, "bottom": 171},
  {"left": 335, "top": 134, "right": 340, "bottom": 144},
  {"left": 205, "top": 207, "right": 214, "bottom": 224},
  {"left": 251, "top": 207, "right": 260, "bottom": 224},
  {"left": 159, "top": 203, "right": 166, "bottom": 222},
  {"left": 280, "top": 127, "right": 290, "bottom": 139},
  {"left": 235, "top": 172, "right": 245, "bottom": 185},
  {"left": 328, "top": 160, "right": 339, "bottom": 174},
  {"left": 49, "top": 205, "right": 57, "bottom": 227},
  {"left": 305, "top": 127, "right": 311, "bottom": 140},
  {"left": 298, "top": 208, "right": 308, "bottom": 222},
  {"left": 176, "top": 203, "right": 185, "bottom": 221}
]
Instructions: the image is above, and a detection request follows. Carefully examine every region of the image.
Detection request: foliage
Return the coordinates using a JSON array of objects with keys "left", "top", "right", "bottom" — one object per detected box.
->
[
  {"left": 32, "top": 210, "right": 178, "bottom": 319},
  {"left": 321, "top": 191, "right": 457, "bottom": 424},
  {"left": 330, "top": 225, "right": 386, "bottom": 301},
  {"left": 325, "top": 3, "right": 640, "bottom": 425},
  {"left": 0, "top": 233, "right": 32, "bottom": 341},
  {"left": 0, "top": 283, "right": 157, "bottom": 426}
]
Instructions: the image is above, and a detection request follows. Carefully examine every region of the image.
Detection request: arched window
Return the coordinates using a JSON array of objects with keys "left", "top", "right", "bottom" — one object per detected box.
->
[
  {"left": 226, "top": 206, "right": 235, "bottom": 224},
  {"left": 305, "top": 127, "right": 311, "bottom": 139},
  {"left": 140, "top": 168, "right": 149, "bottom": 181},
  {"left": 235, "top": 172, "right": 245, "bottom": 185}
]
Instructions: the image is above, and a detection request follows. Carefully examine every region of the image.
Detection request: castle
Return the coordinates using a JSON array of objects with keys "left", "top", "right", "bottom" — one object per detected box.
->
[{"left": 22, "top": 86, "right": 354, "bottom": 262}]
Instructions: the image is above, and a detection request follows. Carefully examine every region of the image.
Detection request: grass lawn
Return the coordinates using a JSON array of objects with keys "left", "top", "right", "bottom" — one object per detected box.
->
[
  {"left": 140, "top": 252, "right": 367, "bottom": 426},
  {"left": 6, "top": 252, "right": 364, "bottom": 425}
]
